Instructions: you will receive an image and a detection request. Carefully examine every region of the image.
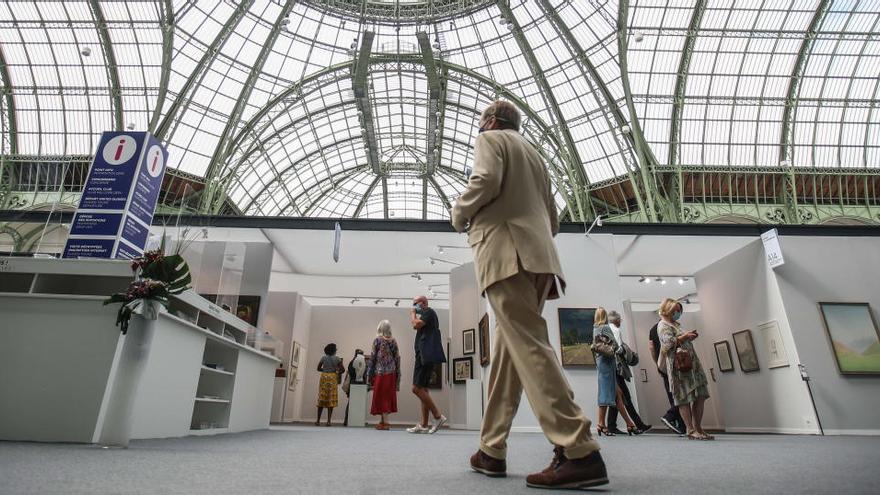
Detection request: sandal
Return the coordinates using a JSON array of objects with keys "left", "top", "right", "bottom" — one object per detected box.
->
[
  {"left": 697, "top": 432, "right": 715, "bottom": 440},
  {"left": 596, "top": 425, "right": 615, "bottom": 437}
]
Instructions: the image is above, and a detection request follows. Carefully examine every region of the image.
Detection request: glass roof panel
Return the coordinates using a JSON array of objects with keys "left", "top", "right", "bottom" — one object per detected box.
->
[{"left": 2, "top": 0, "right": 879, "bottom": 217}]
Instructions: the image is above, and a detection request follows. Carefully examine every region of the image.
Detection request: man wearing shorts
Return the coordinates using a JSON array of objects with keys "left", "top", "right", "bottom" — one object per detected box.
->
[{"left": 407, "top": 295, "right": 447, "bottom": 434}]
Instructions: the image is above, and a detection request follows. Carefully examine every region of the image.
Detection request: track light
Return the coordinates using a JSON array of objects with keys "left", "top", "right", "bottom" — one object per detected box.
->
[
  {"left": 428, "top": 258, "right": 436, "bottom": 265},
  {"left": 412, "top": 273, "right": 422, "bottom": 281},
  {"left": 374, "top": 299, "right": 383, "bottom": 304},
  {"left": 643, "top": 276, "right": 651, "bottom": 284},
  {"left": 437, "top": 246, "right": 444, "bottom": 254},
  {"left": 395, "top": 300, "right": 400, "bottom": 307},
  {"left": 678, "top": 277, "right": 688, "bottom": 285},
  {"left": 656, "top": 277, "right": 665, "bottom": 285}
]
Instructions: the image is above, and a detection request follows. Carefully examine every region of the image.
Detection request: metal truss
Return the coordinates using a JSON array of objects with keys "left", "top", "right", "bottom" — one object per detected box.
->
[
  {"left": 87, "top": 0, "right": 123, "bottom": 132},
  {"left": 353, "top": 31, "right": 381, "bottom": 174},
  {"left": 298, "top": 0, "right": 493, "bottom": 24}
]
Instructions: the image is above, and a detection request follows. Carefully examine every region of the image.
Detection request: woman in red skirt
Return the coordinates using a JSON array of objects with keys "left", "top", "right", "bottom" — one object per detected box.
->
[{"left": 369, "top": 320, "right": 400, "bottom": 430}]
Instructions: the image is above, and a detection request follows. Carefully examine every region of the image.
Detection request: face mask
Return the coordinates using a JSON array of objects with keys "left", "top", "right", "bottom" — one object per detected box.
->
[
  {"left": 672, "top": 311, "right": 682, "bottom": 321},
  {"left": 478, "top": 127, "right": 486, "bottom": 134},
  {"left": 413, "top": 304, "right": 421, "bottom": 311}
]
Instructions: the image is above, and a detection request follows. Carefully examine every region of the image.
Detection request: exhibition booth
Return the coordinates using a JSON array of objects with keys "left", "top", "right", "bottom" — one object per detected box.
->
[{"left": 2, "top": 218, "right": 880, "bottom": 440}]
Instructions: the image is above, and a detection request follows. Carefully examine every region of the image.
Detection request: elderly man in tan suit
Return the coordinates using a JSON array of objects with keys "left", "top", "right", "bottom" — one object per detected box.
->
[{"left": 452, "top": 101, "right": 607, "bottom": 490}]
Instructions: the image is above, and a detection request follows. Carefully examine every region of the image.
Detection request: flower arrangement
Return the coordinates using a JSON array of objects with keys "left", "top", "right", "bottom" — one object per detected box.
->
[{"left": 104, "top": 246, "right": 192, "bottom": 334}]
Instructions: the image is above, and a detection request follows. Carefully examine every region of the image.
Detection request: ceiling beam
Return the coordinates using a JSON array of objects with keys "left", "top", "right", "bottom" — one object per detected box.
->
[
  {"left": 153, "top": 0, "right": 254, "bottom": 141},
  {"left": 203, "top": 0, "right": 297, "bottom": 213},
  {"left": 87, "top": 0, "right": 123, "bottom": 131},
  {"left": 352, "top": 175, "right": 382, "bottom": 218},
  {"left": 149, "top": 0, "right": 174, "bottom": 133},
  {"left": 0, "top": 44, "right": 18, "bottom": 155},
  {"left": 496, "top": 1, "right": 594, "bottom": 222},
  {"left": 416, "top": 31, "right": 441, "bottom": 176},
  {"left": 353, "top": 31, "right": 381, "bottom": 173}
]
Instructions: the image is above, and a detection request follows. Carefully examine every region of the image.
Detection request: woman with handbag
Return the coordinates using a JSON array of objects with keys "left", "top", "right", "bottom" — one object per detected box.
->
[
  {"left": 315, "top": 343, "right": 345, "bottom": 427},
  {"left": 656, "top": 298, "right": 712, "bottom": 440},
  {"left": 592, "top": 308, "right": 639, "bottom": 436}
]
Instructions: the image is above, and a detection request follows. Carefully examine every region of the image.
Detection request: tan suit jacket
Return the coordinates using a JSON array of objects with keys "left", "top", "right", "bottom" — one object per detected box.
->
[{"left": 451, "top": 129, "right": 565, "bottom": 298}]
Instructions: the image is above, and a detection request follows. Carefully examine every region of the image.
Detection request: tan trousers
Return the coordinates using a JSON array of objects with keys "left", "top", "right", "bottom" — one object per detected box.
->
[{"left": 479, "top": 269, "right": 599, "bottom": 460}]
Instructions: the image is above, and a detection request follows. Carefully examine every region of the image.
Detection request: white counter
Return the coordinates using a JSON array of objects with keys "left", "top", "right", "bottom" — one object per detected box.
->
[{"left": 0, "top": 257, "right": 280, "bottom": 443}]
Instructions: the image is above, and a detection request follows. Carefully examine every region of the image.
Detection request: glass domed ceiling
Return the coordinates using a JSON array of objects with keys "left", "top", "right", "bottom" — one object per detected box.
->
[{"left": 1, "top": 0, "right": 878, "bottom": 220}]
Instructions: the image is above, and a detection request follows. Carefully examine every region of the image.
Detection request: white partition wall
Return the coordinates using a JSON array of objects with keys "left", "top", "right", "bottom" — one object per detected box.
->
[{"left": 696, "top": 240, "right": 818, "bottom": 434}]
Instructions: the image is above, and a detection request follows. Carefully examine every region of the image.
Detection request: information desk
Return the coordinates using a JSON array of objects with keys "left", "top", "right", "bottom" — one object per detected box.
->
[{"left": 0, "top": 257, "right": 281, "bottom": 443}]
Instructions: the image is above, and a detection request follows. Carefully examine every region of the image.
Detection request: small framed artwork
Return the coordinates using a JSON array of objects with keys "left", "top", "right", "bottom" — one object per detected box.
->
[
  {"left": 639, "top": 369, "right": 648, "bottom": 382},
  {"left": 427, "top": 362, "right": 443, "bottom": 389},
  {"left": 287, "top": 366, "right": 298, "bottom": 392},
  {"left": 453, "top": 357, "right": 473, "bottom": 384},
  {"left": 557, "top": 308, "right": 597, "bottom": 368},
  {"left": 714, "top": 340, "right": 735, "bottom": 372},
  {"left": 446, "top": 342, "right": 451, "bottom": 385},
  {"left": 462, "top": 328, "right": 476, "bottom": 355},
  {"left": 758, "top": 320, "right": 789, "bottom": 369},
  {"left": 290, "top": 342, "right": 302, "bottom": 368},
  {"left": 818, "top": 302, "right": 880, "bottom": 375},
  {"left": 733, "top": 329, "right": 760, "bottom": 373},
  {"left": 479, "top": 313, "right": 490, "bottom": 367}
]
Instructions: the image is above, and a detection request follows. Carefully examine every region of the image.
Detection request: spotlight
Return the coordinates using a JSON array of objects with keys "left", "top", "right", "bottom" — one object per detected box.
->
[
  {"left": 80, "top": 47, "right": 91, "bottom": 57},
  {"left": 638, "top": 276, "right": 647, "bottom": 283},
  {"left": 506, "top": 23, "right": 513, "bottom": 31},
  {"left": 437, "top": 246, "right": 444, "bottom": 254},
  {"left": 655, "top": 277, "right": 664, "bottom": 285},
  {"left": 643, "top": 276, "right": 651, "bottom": 284},
  {"left": 634, "top": 31, "right": 644, "bottom": 43},
  {"left": 395, "top": 300, "right": 400, "bottom": 307},
  {"left": 678, "top": 277, "right": 688, "bottom": 285},
  {"left": 126, "top": 123, "right": 135, "bottom": 130},
  {"left": 433, "top": 42, "right": 441, "bottom": 50},
  {"left": 374, "top": 299, "right": 382, "bottom": 304},
  {"left": 428, "top": 258, "right": 436, "bottom": 265},
  {"left": 412, "top": 273, "right": 422, "bottom": 281},
  {"left": 621, "top": 125, "right": 631, "bottom": 135},
  {"left": 281, "top": 17, "right": 290, "bottom": 26},
  {"left": 499, "top": 17, "right": 507, "bottom": 25}
]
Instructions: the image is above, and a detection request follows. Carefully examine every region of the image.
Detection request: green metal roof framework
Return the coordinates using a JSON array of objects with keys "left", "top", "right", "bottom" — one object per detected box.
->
[{"left": 1, "top": 0, "right": 879, "bottom": 225}]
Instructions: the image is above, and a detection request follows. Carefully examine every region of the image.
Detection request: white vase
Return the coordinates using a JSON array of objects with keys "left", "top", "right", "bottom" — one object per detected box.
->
[{"left": 96, "top": 300, "right": 161, "bottom": 447}]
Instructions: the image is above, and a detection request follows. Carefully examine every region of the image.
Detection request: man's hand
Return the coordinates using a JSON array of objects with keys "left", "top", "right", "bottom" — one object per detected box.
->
[{"left": 451, "top": 208, "right": 467, "bottom": 233}]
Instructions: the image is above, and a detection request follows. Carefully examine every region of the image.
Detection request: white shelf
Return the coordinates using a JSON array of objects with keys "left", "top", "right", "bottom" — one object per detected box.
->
[
  {"left": 201, "top": 365, "right": 235, "bottom": 377},
  {"left": 190, "top": 427, "right": 229, "bottom": 436},
  {"left": 194, "top": 397, "right": 230, "bottom": 404}
]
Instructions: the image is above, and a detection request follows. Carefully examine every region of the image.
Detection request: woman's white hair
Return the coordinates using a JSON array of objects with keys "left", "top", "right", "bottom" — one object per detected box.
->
[{"left": 377, "top": 320, "right": 393, "bottom": 338}]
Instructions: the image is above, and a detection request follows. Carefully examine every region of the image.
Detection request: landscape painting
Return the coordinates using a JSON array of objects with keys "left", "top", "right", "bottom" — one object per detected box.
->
[
  {"left": 558, "top": 308, "right": 596, "bottom": 367},
  {"left": 819, "top": 303, "right": 880, "bottom": 375}
]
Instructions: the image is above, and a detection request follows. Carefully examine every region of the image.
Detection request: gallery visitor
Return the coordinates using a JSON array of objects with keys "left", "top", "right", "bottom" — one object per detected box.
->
[
  {"left": 656, "top": 298, "right": 713, "bottom": 440},
  {"left": 342, "top": 348, "right": 367, "bottom": 426},
  {"left": 648, "top": 302, "right": 686, "bottom": 435},
  {"left": 593, "top": 308, "right": 639, "bottom": 437},
  {"left": 315, "top": 343, "right": 344, "bottom": 427},
  {"left": 605, "top": 310, "right": 651, "bottom": 434},
  {"left": 369, "top": 320, "right": 400, "bottom": 430},
  {"left": 407, "top": 295, "right": 448, "bottom": 434},
  {"left": 452, "top": 100, "right": 607, "bottom": 490}
]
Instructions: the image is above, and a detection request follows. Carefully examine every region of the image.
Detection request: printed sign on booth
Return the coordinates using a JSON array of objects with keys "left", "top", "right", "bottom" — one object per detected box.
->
[{"left": 63, "top": 131, "right": 168, "bottom": 260}]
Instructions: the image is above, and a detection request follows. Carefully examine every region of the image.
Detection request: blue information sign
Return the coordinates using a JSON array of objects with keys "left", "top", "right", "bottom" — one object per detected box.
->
[{"left": 63, "top": 131, "right": 168, "bottom": 259}]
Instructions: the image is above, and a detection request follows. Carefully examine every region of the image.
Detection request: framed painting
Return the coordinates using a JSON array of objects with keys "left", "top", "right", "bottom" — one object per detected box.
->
[
  {"left": 714, "top": 340, "right": 735, "bottom": 372},
  {"left": 462, "top": 328, "right": 476, "bottom": 355},
  {"left": 446, "top": 342, "right": 451, "bottom": 385},
  {"left": 732, "top": 329, "right": 760, "bottom": 373},
  {"left": 287, "top": 365, "right": 298, "bottom": 392},
  {"left": 427, "top": 362, "right": 443, "bottom": 389},
  {"left": 818, "top": 302, "right": 880, "bottom": 375},
  {"left": 479, "top": 313, "right": 490, "bottom": 367},
  {"left": 453, "top": 357, "right": 473, "bottom": 384},
  {"left": 758, "top": 320, "right": 789, "bottom": 369},
  {"left": 290, "top": 342, "right": 302, "bottom": 368},
  {"left": 557, "top": 308, "right": 597, "bottom": 368}
]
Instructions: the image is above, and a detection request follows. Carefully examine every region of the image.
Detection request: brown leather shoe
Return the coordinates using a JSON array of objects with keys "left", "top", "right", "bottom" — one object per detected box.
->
[
  {"left": 541, "top": 446, "right": 567, "bottom": 474},
  {"left": 526, "top": 450, "right": 608, "bottom": 490},
  {"left": 470, "top": 450, "right": 507, "bottom": 477}
]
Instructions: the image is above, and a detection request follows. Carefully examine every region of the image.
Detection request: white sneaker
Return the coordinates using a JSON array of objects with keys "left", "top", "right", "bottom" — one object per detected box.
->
[
  {"left": 407, "top": 424, "right": 430, "bottom": 434},
  {"left": 429, "top": 414, "right": 447, "bottom": 434}
]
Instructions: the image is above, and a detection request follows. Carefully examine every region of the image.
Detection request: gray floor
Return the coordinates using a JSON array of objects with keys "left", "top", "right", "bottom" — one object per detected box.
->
[{"left": 1, "top": 426, "right": 878, "bottom": 495}]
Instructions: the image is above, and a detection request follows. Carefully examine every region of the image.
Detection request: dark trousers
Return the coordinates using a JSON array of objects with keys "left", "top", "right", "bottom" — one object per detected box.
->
[
  {"left": 660, "top": 372, "right": 684, "bottom": 426},
  {"left": 607, "top": 373, "right": 648, "bottom": 429}
]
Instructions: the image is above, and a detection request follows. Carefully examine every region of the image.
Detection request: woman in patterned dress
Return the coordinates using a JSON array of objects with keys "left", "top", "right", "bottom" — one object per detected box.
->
[
  {"left": 368, "top": 320, "right": 400, "bottom": 430},
  {"left": 656, "top": 298, "right": 713, "bottom": 440},
  {"left": 315, "top": 343, "right": 344, "bottom": 426}
]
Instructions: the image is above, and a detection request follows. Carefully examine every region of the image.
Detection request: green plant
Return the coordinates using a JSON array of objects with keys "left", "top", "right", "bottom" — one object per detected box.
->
[{"left": 104, "top": 248, "right": 192, "bottom": 334}]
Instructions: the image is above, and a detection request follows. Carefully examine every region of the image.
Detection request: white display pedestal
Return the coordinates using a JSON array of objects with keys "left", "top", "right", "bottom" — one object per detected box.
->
[
  {"left": 348, "top": 384, "right": 368, "bottom": 427},
  {"left": 271, "top": 376, "right": 286, "bottom": 423},
  {"left": 465, "top": 379, "right": 482, "bottom": 431}
]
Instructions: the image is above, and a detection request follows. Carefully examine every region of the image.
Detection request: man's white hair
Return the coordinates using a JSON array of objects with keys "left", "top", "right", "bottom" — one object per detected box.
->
[{"left": 608, "top": 310, "right": 621, "bottom": 322}]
